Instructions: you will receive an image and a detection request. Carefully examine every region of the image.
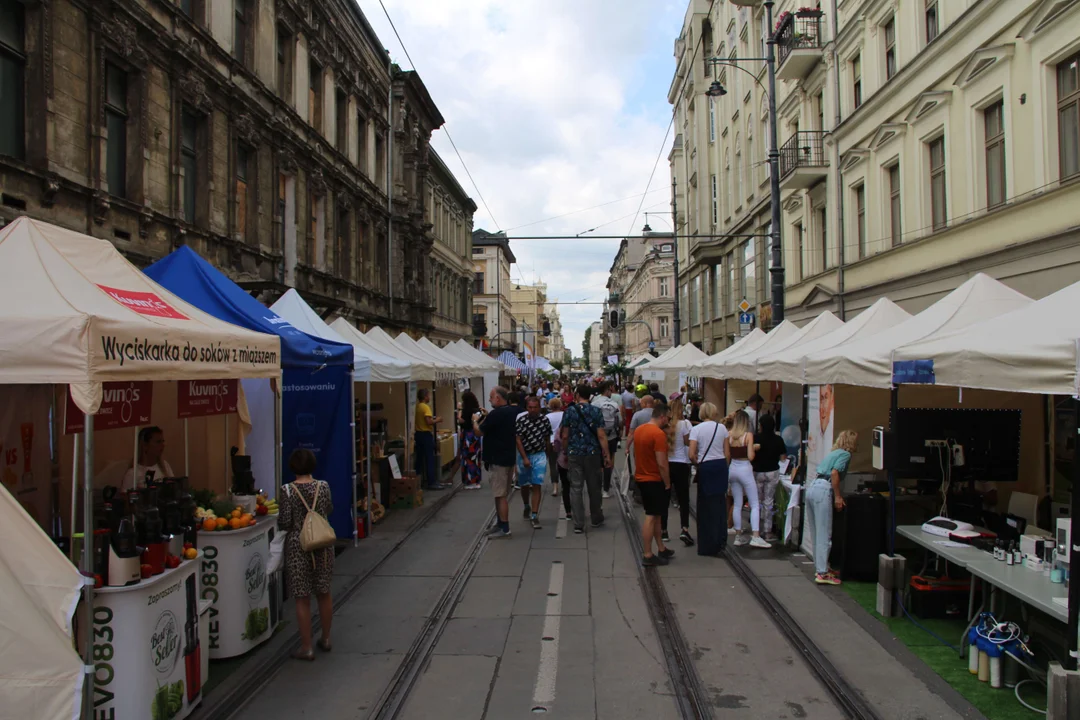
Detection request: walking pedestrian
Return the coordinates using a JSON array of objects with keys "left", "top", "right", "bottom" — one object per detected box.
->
[
  {"left": 473, "top": 386, "right": 518, "bottom": 538},
  {"left": 648, "top": 383, "right": 667, "bottom": 405},
  {"left": 625, "top": 395, "right": 655, "bottom": 500},
  {"left": 663, "top": 395, "right": 694, "bottom": 547},
  {"left": 727, "top": 411, "right": 771, "bottom": 548},
  {"left": 279, "top": 449, "right": 334, "bottom": 660},
  {"left": 751, "top": 414, "right": 787, "bottom": 541},
  {"left": 621, "top": 385, "right": 637, "bottom": 435},
  {"left": 458, "top": 391, "right": 484, "bottom": 489},
  {"left": 806, "top": 431, "right": 857, "bottom": 585},
  {"left": 414, "top": 388, "right": 444, "bottom": 490},
  {"left": 560, "top": 384, "right": 611, "bottom": 533},
  {"left": 546, "top": 398, "right": 565, "bottom": 498},
  {"left": 634, "top": 403, "right": 674, "bottom": 566},
  {"left": 560, "top": 384, "right": 574, "bottom": 408},
  {"left": 516, "top": 396, "right": 552, "bottom": 530},
  {"left": 591, "top": 380, "right": 622, "bottom": 499},
  {"left": 689, "top": 402, "right": 729, "bottom": 556},
  {"left": 744, "top": 393, "right": 764, "bottom": 436}
]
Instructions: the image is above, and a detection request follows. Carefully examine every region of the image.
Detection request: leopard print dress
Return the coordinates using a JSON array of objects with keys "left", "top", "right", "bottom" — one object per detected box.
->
[{"left": 277, "top": 480, "right": 335, "bottom": 598}]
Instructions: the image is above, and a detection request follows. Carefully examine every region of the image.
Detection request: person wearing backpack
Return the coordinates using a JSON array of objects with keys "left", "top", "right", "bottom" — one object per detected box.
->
[
  {"left": 591, "top": 380, "right": 622, "bottom": 499},
  {"left": 560, "top": 384, "right": 611, "bottom": 533},
  {"left": 278, "top": 448, "right": 335, "bottom": 661}
]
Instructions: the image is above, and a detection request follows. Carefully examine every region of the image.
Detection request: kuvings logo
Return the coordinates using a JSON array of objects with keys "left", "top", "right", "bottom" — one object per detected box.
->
[
  {"left": 246, "top": 553, "right": 266, "bottom": 602},
  {"left": 103, "top": 382, "right": 141, "bottom": 424},
  {"left": 188, "top": 380, "right": 230, "bottom": 413},
  {"left": 98, "top": 285, "right": 188, "bottom": 320},
  {"left": 150, "top": 610, "right": 181, "bottom": 675}
]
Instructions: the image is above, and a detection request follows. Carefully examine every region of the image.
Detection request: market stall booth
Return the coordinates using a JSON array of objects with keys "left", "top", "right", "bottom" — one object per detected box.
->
[
  {"left": 889, "top": 277, "right": 1080, "bottom": 669},
  {"left": 444, "top": 339, "right": 504, "bottom": 406},
  {"left": 691, "top": 324, "right": 793, "bottom": 416},
  {"left": 0, "top": 218, "right": 282, "bottom": 719},
  {"left": 638, "top": 344, "right": 710, "bottom": 398}
]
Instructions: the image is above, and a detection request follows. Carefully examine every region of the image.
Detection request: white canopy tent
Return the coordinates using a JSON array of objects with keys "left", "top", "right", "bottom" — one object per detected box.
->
[
  {"left": 327, "top": 318, "right": 412, "bottom": 383},
  {"left": 413, "top": 336, "right": 480, "bottom": 376},
  {"left": 640, "top": 344, "right": 710, "bottom": 380},
  {"left": 449, "top": 339, "right": 506, "bottom": 372},
  {"left": 627, "top": 353, "right": 654, "bottom": 369},
  {"left": 360, "top": 327, "right": 440, "bottom": 382},
  {"left": 718, "top": 312, "right": 845, "bottom": 382},
  {"left": 892, "top": 279, "right": 1080, "bottom": 395},
  {"left": 691, "top": 322, "right": 801, "bottom": 379},
  {"left": 757, "top": 299, "right": 911, "bottom": 385},
  {"left": 803, "top": 273, "right": 1032, "bottom": 388}
]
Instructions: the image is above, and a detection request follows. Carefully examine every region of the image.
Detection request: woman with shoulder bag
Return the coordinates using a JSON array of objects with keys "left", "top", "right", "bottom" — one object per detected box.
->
[
  {"left": 727, "top": 410, "right": 771, "bottom": 548},
  {"left": 663, "top": 395, "right": 694, "bottom": 547},
  {"left": 278, "top": 448, "right": 335, "bottom": 660},
  {"left": 688, "top": 403, "right": 729, "bottom": 556}
]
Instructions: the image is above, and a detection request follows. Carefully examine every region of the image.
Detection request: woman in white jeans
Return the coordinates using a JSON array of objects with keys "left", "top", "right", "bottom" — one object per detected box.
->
[
  {"left": 805, "top": 430, "right": 858, "bottom": 585},
  {"left": 725, "top": 411, "right": 771, "bottom": 548}
]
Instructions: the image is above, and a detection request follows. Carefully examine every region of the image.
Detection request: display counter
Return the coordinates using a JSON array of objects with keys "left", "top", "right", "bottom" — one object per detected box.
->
[
  {"left": 438, "top": 432, "right": 458, "bottom": 468},
  {"left": 93, "top": 553, "right": 203, "bottom": 720},
  {"left": 197, "top": 516, "right": 277, "bottom": 659}
]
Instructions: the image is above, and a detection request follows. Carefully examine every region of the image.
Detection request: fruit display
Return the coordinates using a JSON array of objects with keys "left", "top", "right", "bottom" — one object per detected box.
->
[
  {"left": 195, "top": 498, "right": 262, "bottom": 531},
  {"left": 256, "top": 493, "right": 277, "bottom": 515}
]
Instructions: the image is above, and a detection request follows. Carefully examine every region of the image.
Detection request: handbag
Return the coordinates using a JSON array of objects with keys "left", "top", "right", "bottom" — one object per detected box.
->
[
  {"left": 266, "top": 530, "right": 287, "bottom": 574},
  {"left": 291, "top": 481, "right": 336, "bottom": 552}
]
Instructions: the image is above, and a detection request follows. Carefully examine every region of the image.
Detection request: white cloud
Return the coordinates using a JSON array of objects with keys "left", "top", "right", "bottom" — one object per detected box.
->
[{"left": 358, "top": 0, "right": 683, "bottom": 357}]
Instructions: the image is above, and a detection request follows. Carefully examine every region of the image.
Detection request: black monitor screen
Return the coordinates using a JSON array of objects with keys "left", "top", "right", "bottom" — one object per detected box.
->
[{"left": 894, "top": 407, "right": 1021, "bottom": 484}]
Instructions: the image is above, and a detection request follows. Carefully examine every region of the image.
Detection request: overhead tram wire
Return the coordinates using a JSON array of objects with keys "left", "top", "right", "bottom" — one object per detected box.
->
[
  {"left": 505, "top": 189, "right": 668, "bottom": 232},
  {"left": 376, "top": 0, "right": 501, "bottom": 230},
  {"left": 624, "top": 0, "right": 718, "bottom": 238}
]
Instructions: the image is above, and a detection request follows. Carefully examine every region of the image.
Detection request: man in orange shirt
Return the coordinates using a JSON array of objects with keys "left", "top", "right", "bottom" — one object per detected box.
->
[{"left": 633, "top": 404, "right": 674, "bottom": 566}]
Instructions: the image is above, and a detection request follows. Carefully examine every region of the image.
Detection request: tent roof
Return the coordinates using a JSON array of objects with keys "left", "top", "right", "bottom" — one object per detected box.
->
[
  {"left": 412, "top": 336, "right": 478, "bottom": 375},
  {"left": 720, "top": 312, "right": 845, "bottom": 381},
  {"left": 358, "top": 327, "right": 443, "bottom": 382},
  {"left": 639, "top": 345, "right": 678, "bottom": 369},
  {"left": 327, "top": 319, "right": 412, "bottom": 382},
  {"left": 804, "top": 273, "right": 1032, "bottom": 388},
  {"left": 0, "top": 217, "right": 280, "bottom": 413},
  {"left": 692, "top": 323, "right": 799, "bottom": 378},
  {"left": 641, "top": 344, "right": 709, "bottom": 372},
  {"left": 145, "top": 246, "right": 350, "bottom": 370},
  {"left": 757, "top": 298, "right": 912, "bottom": 384},
  {"left": 270, "top": 290, "right": 374, "bottom": 379},
  {"left": 449, "top": 339, "right": 506, "bottom": 372},
  {"left": 627, "top": 353, "right": 654, "bottom": 369},
  {"left": 892, "top": 279, "right": 1080, "bottom": 395},
  {"left": 498, "top": 350, "right": 526, "bottom": 371}
]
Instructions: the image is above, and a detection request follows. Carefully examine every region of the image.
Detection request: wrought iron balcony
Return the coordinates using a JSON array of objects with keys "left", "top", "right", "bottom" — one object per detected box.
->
[
  {"left": 775, "top": 11, "right": 824, "bottom": 81},
  {"left": 778, "top": 131, "right": 828, "bottom": 190}
]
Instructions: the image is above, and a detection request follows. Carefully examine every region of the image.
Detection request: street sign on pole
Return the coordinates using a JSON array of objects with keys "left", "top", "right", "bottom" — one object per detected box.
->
[
  {"left": 739, "top": 311, "right": 755, "bottom": 336},
  {"left": 738, "top": 299, "right": 751, "bottom": 313},
  {"left": 648, "top": 341, "right": 656, "bottom": 350}
]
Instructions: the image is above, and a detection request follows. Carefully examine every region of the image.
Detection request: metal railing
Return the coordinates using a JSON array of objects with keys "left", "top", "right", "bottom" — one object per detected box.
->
[
  {"left": 775, "top": 11, "right": 824, "bottom": 68},
  {"left": 779, "top": 131, "right": 828, "bottom": 178}
]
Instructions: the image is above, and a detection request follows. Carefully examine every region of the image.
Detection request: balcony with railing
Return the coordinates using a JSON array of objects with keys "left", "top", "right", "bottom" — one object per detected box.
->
[
  {"left": 775, "top": 10, "right": 824, "bottom": 81},
  {"left": 778, "top": 131, "right": 828, "bottom": 190}
]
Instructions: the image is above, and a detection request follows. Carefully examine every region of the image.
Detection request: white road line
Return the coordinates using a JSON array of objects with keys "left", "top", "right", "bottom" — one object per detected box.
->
[
  {"left": 555, "top": 517, "right": 567, "bottom": 538},
  {"left": 532, "top": 561, "right": 564, "bottom": 707}
]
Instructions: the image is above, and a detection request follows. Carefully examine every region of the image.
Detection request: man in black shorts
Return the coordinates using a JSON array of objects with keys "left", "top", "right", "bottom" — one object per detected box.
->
[{"left": 633, "top": 404, "right": 674, "bottom": 566}]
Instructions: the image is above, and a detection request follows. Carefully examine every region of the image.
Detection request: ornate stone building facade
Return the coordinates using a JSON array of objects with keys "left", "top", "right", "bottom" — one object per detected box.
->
[
  {"left": 0, "top": 0, "right": 468, "bottom": 337},
  {"left": 426, "top": 149, "right": 475, "bottom": 344}
]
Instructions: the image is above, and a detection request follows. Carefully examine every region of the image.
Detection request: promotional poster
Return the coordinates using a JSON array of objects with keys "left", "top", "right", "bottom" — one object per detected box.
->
[
  {"left": 65, "top": 381, "right": 154, "bottom": 434},
  {"left": 177, "top": 379, "right": 239, "bottom": 418},
  {"left": 806, "top": 384, "right": 835, "bottom": 471},
  {"left": 0, "top": 384, "right": 53, "bottom": 528},
  {"left": 198, "top": 522, "right": 272, "bottom": 659},
  {"left": 282, "top": 366, "right": 353, "bottom": 538}
]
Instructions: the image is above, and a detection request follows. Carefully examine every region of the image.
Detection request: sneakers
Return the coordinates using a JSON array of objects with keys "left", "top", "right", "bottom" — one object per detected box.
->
[
  {"left": 763, "top": 532, "right": 779, "bottom": 542},
  {"left": 486, "top": 525, "right": 510, "bottom": 538},
  {"left": 815, "top": 573, "right": 841, "bottom": 585},
  {"left": 749, "top": 536, "right": 772, "bottom": 549},
  {"left": 551, "top": 486, "right": 560, "bottom": 497},
  {"left": 727, "top": 527, "right": 737, "bottom": 535},
  {"left": 659, "top": 548, "right": 675, "bottom": 559},
  {"left": 661, "top": 531, "right": 670, "bottom": 543},
  {"left": 573, "top": 527, "right": 584, "bottom": 535},
  {"left": 591, "top": 518, "right": 605, "bottom": 528},
  {"left": 531, "top": 514, "right": 542, "bottom": 530},
  {"left": 642, "top": 554, "right": 670, "bottom": 567},
  {"left": 679, "top": 530, "right": 696, "bottom": 547},
  {"left": 602, "top": 490, "right": 611, "bottom": 499},
  {"left": 523, "top": 505, "right": 532, "bottom": 519},
  {"left": 733, "top": 534, "right": 748, "bottom": 547}
]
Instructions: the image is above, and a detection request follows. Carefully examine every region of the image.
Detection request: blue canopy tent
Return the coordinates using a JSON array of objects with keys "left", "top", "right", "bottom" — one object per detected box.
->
[
  {"left": 498, "top": 350, "right": 526, "bottom": 372},
  {"left": 145, "top": 247, "right": 357, "bottom": 539}
]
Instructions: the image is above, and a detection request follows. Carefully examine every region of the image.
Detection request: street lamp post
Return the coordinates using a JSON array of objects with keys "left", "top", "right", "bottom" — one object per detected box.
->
[
  {"left": 670, "top": 178, "right": 682, "bottom": 344},
  {"left": 706, "top": 0, "right": 785, "bottom": 324}
]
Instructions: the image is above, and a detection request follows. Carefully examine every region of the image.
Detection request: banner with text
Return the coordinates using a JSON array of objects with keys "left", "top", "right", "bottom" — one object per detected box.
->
[
  {"left": 65, "top": 381, "right": 153, "bottom": 434},
  {"left": 0, "top": 384, "right": 53, "bottom": 528},
  {"left": 177, "top": 379, "right": 239, "bottom": 418}
]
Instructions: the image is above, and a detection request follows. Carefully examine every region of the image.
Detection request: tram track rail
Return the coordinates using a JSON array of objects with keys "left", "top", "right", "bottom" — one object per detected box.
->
[{"left": 685, "top": 499, "right": 884, "bottom": 720}]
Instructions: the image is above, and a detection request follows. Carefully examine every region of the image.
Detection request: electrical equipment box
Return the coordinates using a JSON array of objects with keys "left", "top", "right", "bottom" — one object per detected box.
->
[
  {"left": 1057, "top": 518, "right": 1072, "bottom": 566},
  {"left": 872, "top": 426, "right": 894, "bottom": 470}
]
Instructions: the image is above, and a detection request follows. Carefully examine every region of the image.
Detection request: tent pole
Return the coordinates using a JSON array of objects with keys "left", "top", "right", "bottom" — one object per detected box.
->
[
  {"left": 351, "top": 370, "right": 357, "bottom": 548},
  {"left": 888, "top": 386, "right": 899, "bottom": 557},
  {"left": 70, "top": 433, "right": 80, "bottom": 563},
  {"left": 224, "top": 415, "right": 230, "bottom": 495},
  {"left": 184, "top": 418, "right": 189, "bottom": 477},
  {"left": 274, "top": 380, "right": 282, "bottom": 500},
  {"left": 132, "top": 425, "right": 139, "bottom": 486},
  {"left": 1067, "top": 397, "right": 1080, "bottom": 671},
  {"left": 366, "top": 381, "right": 372, "bottom": 540},
  {"left": 81, "top": 413, "right": 95, "bottom": 720}
]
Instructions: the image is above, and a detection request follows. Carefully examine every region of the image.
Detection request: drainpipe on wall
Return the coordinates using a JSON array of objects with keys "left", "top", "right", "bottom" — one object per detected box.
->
[{"left": 832, "top": 0, "right": 846, "bottom": 319}]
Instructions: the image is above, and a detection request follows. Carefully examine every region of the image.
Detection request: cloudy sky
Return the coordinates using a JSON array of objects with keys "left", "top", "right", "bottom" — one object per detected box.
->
[{"left": 358, "top": 0, "right": 685, "bottom": 358}]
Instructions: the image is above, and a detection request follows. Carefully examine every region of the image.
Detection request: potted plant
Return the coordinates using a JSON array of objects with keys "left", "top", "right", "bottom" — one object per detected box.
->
[
  {"left": 796, "top": 6, "right": 823, "bottom": 18},
  {"left": 774, "top": 10, "right": 791, "bottom": 31}
]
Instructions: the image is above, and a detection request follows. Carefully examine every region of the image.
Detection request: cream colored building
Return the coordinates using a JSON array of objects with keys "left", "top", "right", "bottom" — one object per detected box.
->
[
  {"left": 670, "top": 0, "right": 1080, "bottom": 350},
  {"left": 472, "top": 229, "right": 516, "bottom": 352},
  {"left": 511, "top": 282, "right": 549, "bottom": 358},
  {"left": 588, "top": 320, "right": 603, "bottom": 371},
  {"left": 603, "top": 229, "right": 677, "bottom": 360},
  {"left": 546, "top": 303, "right": 568, "bottom": 364},
  {"left": 427, "top": 150, "right": 476, "bottom": 344}
]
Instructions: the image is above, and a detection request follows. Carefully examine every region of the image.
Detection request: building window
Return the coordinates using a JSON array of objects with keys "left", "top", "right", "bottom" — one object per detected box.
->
[
  {"left": 708, "top": 96, "right": 716, "bottom": 143},
  {"left": 235, "top": 144, "right": 252, "bottom": 242},
  {"left": 357, "top": 112, "right": 367, "bottom": 174},
  {"left": 374, "top": 132, "right": 386, "bottom": 190},
  {"left": 925, "top": 0, "right": 939, "bottom": 44},
  {"left": 690, "top": 274, "right": 700, "bottom": 325},
  {"left": 336, "top": 204, "right": 351, "bottom": 281},
  {"left": 659, "top": 276, "right": 670, "bottom": 297},
  {"left": 794, "top": 222, "right": 804, "bottom": 280},
  {"left": 234, "top": 0, "right": 251, "bottom": 67},
  {"left": 335, "top": 88, "right": 347, "bottom": 152},
  {"left": 888, "top": 164, "right": 902, "bottom": 246},
  {"left": 817, "top": 207, "right": 827, "bottom": 272},
  {"left": 309, "top": 63, "right": 323, "bottom": 132},
  {"left": 180, "top": 109, "right": 199, "bottom": 224},
  {"left": 710, "top": 174, "right": 718, "bottom": 226},
  {"left": 473, "top": 271, "right": 484, "bottom": 295},
  {"left": 713, "top": 263, "right": 722, "bottom": 316},
  {"left": 726, "top": 252, "right": 735, "bottom": 313},
  {"left": 742, "top": 240, "right": 756, "bottom": 304},
  {"left": 884, "top": 18, "right": 897, "bottom": 80},
  {"left": 180, "top": 0, "right": 205, "bottom": 25},
  {"left": 852, "top": 55, "right": 862, "bottom": 110},
  {"left": 659, "top": 316, "right": 670, "bottom": 339},
  {"left": 984, "top": 101, "right": 1006, "bottom": 208},
  {"left": 854, "top": 184, "right": 866, "bottom": 258},
  {"left": 929, "top": 136, "right": 947, "bottom": 230},
  {"left": 1057, "top": 52, "right": 1080, "bottom": 181},
  {"left": 0, "top": 0, "right": 24, "bottom": 160},
  {"left": 105, "top": 63, "right": 128, "bottom": 198},
  {"left": 702, "top": 267, "right": 711, "bottom": 322},
  {"left": 277, "top": 27, "right": 293, "bottom": 102}
]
